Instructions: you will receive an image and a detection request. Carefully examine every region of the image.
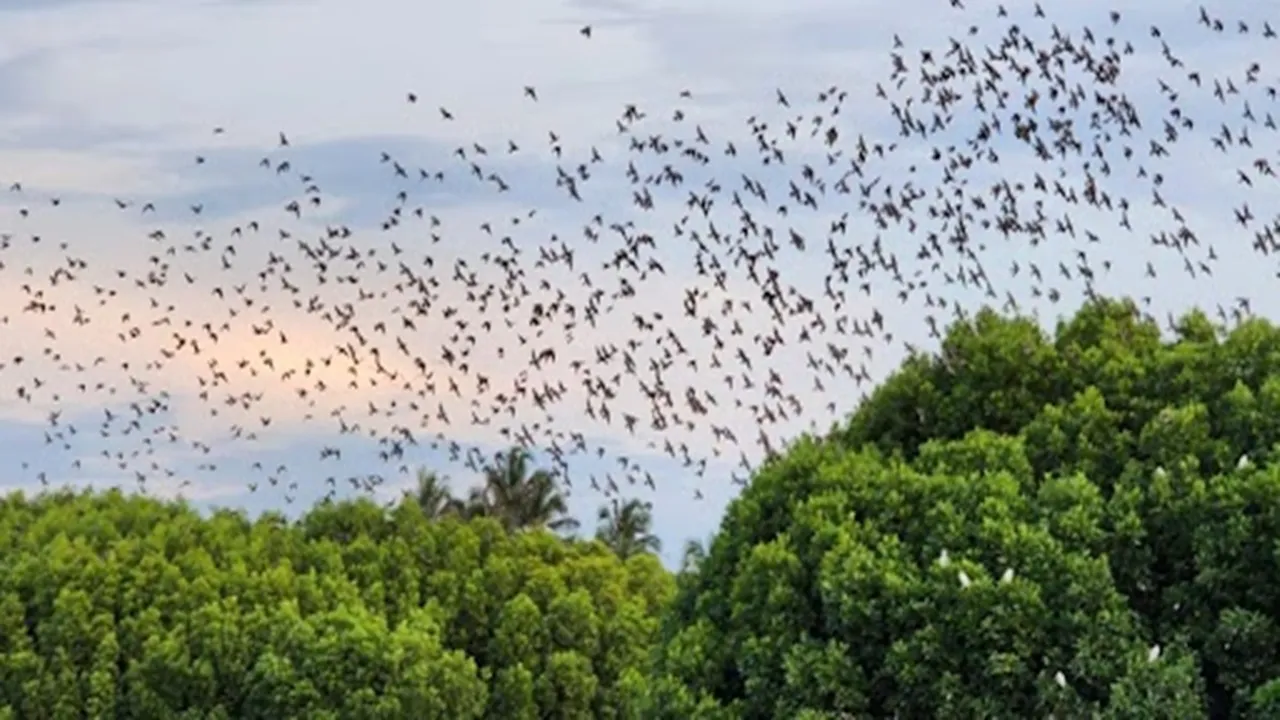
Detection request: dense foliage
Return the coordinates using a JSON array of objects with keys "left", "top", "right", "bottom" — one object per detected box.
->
[
  {"left": 10, "top": 297, "right": 1280, "bottom": 718},
  {"left": 648, "top": 298, "right": 1280, "bottom": 718},
  {"left": 0, "top": 489, "right": 672, "bottom": 718}
]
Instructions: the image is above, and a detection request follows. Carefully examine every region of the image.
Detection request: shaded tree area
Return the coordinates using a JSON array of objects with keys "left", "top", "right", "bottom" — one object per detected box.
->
[
  {"left": 0, "top": 482, "right": 672, "bottom": 719},
  {"left": 647, "top": 298, "right": 1280, "bottom": 718}
]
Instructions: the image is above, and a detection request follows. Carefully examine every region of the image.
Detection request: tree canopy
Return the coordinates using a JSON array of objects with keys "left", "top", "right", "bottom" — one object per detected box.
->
[
  {"left": 647, "top": 298, "right": 1280, "bottom": 718},
  {"left": 0, "top": 487, "right": 672, "bottom": 719}
]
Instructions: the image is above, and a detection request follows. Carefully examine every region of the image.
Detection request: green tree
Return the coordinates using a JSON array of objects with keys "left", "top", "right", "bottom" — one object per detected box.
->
[
  {"left": 648, "top": 297, "right": 1280, "bottom": 718},
  {"left": 471, "top": 447, "right": 580, "bottom": 533},
  {"left": 596, "top": 498, "right": 661, "bottom": 559},
  {"left": 410, "top": 468, "right": 466, "bottom": 520},
  {"left": 0, "top": 485, "right": 668, "bottom": 718}
]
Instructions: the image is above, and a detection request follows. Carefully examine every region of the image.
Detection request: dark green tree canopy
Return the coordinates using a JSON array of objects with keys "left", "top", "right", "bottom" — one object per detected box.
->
[{"left": 648, "top": 298, "right": 1280, "bottom": 718}]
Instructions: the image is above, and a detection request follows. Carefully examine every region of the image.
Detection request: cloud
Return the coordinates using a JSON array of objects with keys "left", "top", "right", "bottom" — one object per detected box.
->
[{"left": 0, "top": 0, "right": 1274, "bottom": 566}]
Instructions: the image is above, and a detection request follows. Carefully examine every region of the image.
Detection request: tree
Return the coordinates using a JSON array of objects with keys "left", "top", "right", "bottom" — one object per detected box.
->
[
  {"left": 470, "top": 447, "right": 580, "bottom": 533},
  {"left": 0, "top": 486, "right": 670, "bottom": 718},
  {"left": 679, "top": 539, "right": 707, "bottom": 574},
  {"left": 595, "top": 498, "right": 661, "bottom": 559},
  {"left": 409, "top": 468, "right": 466, "bottom": 520},
  {"left": 645, "top": 298, "right": 1280, "bottom": 718}
]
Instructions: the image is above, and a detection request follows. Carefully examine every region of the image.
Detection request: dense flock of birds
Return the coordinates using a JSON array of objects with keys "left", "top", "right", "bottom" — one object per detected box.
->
[{"left": 0, "top": 3, "right": 1275, "bottom": 508}]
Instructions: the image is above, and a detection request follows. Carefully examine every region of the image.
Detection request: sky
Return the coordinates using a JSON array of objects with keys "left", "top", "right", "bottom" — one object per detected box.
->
[{"left": 0, "top": 0, "right": 1274, "bottom": 567}]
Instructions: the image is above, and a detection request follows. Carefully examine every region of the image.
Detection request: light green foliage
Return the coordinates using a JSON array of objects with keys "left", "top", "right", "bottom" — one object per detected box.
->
[
  {"left": 0, "top": 488, "right": 671, "bottom": 718},
  {"left": 649, "top": 298, "right": 1280, "bottom": 717}
]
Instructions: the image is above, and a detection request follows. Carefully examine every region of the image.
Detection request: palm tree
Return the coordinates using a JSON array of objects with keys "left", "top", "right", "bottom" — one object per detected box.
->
[
  {"left": 679, "top": 538, "right": 706, "bottom": 574},
  {"left": 595, "top": 497, "right": 661, "bottom": 559},
  {"left": 408, "top": 468, "right": 466, "bottom": 520},
  {"left": 471, "top": 447, "right": 579, "bottom": 533}
]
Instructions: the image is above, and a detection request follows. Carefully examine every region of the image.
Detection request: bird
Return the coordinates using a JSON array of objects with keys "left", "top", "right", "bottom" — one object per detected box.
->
[{"left": 2, "top": 0, "right": 1276, "bottom": 524}]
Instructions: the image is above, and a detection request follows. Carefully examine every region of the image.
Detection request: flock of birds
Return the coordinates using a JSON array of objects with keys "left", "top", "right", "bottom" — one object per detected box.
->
[{"left": 0, "top": 2, "right": 1276, "bottom": 508}]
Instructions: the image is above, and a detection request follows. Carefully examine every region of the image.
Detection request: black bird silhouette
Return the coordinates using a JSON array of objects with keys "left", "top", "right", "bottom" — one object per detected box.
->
[{"left": 1, "top": 1, "right": 1274, "bottom": 515}]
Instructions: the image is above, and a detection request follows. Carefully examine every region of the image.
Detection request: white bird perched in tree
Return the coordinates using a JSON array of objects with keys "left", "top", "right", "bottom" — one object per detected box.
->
[
  {"left": 1054, "top": 671, "right": 1067, "bottom": 689},
  {"left": 1148, "top": 644, "right": 1161, "bottom": 662},
  {"left": 1001, "top": 568, "right": 1014, "bottom": 583},
  {"left": 938, "top": 549, "right": 950, "bottom": 567},
  {"left": 958, "top": 570, "right": 971, "bottom": 588},
  {"left": 1238, "top": 454, "right": 1252, "bottom": 470}
]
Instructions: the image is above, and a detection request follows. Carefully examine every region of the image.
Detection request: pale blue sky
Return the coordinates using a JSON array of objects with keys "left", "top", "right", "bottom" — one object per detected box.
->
[{"left": 0, "top": 0, "right": 1271, "bottom": 567}]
